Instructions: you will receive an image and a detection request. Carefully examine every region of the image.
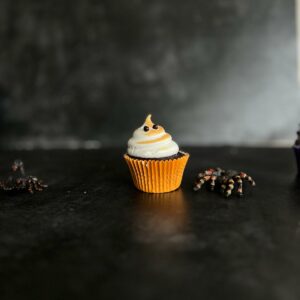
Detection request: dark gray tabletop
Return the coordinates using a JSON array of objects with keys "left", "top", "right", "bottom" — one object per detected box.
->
[{"left": 0, "top": 147, "right": 299, "bottom": 300}]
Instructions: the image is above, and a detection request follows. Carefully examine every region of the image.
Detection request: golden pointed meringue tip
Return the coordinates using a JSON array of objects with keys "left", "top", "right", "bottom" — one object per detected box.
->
[{"left": 144, "top": 114, "right": 154, "bottom": 127}]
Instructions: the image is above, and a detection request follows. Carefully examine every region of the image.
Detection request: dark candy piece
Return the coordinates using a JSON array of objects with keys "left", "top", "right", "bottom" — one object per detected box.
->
[{"left": 294, "top": 126, "right": 300, "bottom": 176}]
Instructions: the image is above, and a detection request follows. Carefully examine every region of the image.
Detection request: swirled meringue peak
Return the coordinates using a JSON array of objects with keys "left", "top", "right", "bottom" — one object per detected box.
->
[{"left": 127, "top": 114, "right": 179, "bottom": 159}]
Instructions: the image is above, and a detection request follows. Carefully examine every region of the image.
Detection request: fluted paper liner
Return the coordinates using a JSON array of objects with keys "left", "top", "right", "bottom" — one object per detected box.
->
[{"left": 124, "top": 152, "right": 189, "bottom": 193}]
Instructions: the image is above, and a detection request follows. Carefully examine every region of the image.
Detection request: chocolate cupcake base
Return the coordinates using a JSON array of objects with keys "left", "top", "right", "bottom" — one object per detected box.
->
[{"left": 127, "top": 151, "right": 186, "bottom": 161}]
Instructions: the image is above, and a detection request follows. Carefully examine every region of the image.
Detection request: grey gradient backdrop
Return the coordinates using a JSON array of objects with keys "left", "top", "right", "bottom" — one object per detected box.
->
[{"left": 0, "top": 0, "right": 299, "bottom": 149}]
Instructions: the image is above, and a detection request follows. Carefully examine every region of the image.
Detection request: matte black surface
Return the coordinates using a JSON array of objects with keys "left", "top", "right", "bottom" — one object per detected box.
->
[
  {"left": 0, "top": 0, "right": 298, "bottom": 148},
  {"left": 0, "top": 147, "right": 300, "bottom": 299}
]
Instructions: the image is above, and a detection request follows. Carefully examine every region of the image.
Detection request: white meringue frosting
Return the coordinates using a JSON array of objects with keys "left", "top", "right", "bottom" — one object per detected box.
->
[{"left": 127, "top": 115, "right": 179, "bottom": 159}]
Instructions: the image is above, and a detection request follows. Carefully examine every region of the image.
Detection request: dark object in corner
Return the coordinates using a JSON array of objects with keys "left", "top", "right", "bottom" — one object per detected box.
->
[
  {"left": 194, "top": 168, "right": 255, "bottom": 197},
  {"left": 0, "top": 160, "right": 47, "bottom": 194},
  {"left": 293, "top": 125, "right": 300, "bottom": 176}
]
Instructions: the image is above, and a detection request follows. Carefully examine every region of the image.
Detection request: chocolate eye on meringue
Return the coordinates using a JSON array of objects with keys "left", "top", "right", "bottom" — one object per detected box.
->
[
  {"left": 153, "top": 124, "right": 159, "bottom": 129},
  {"left": 143, "top": 126, "right": 149, "bottom": 132}
]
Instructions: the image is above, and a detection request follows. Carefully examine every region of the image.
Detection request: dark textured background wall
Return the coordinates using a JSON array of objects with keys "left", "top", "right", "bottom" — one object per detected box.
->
[{"left": 0, "top": 0, "right": 298, "bottom": 149}]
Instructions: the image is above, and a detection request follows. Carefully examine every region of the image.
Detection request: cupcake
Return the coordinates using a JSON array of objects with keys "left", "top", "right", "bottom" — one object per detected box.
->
[
  {"left": 293, "top": 125, "right": 300, "bottom": 176},
  {"left": 124, "top": 115, "right": 189, "bottom": 193}
]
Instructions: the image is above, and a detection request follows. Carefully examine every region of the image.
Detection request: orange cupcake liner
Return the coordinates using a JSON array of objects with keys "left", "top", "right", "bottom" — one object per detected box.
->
[{"left": 124, "top": 152, "right": 189, "bottom": 193}]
